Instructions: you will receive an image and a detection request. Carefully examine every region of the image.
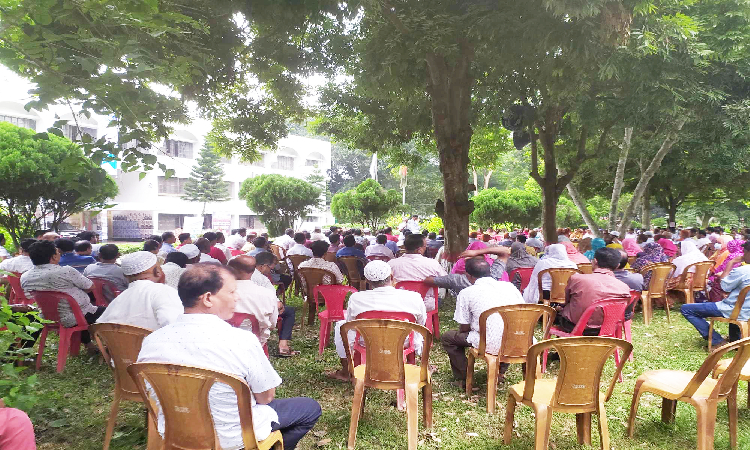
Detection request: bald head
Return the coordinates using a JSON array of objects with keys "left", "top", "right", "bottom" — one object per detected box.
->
[{"left": 227, "top": 255, "right": 257, "bottom": 280}]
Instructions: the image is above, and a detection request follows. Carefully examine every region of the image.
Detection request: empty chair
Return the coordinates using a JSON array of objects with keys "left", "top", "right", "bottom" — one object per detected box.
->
[
  {"left": 316, "top": 285, "right": 358, "bottom": 356},
  {"left": 32, "top": 291, "right": 89, "bottom": 372},
  {"left": 395, "top": 281, "right": 440, "bottom": 338},
  {"left": 639, "top": 262, "right": 676, "bottom": 325}
]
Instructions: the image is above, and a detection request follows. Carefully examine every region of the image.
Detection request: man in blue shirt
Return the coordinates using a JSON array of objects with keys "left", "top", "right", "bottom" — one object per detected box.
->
[
  {"left": 57, "top": 238, "right": 96, "bottom": 274},
  {"left": 160, "top": 231, "right": 177, "bottom": 254},
  {"left": 336, "top": 235, "right": 366, "bottom": 259},
  {"left": 681, "top": 240, "right": 750, "bottom": 347}
]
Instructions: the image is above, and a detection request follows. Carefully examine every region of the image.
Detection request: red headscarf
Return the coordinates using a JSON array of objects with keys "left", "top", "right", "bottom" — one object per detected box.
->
[
  {"left": 658, "top": 239, "right": 678, "bottom": 257},
  {"left": 562, "top": 241, "right": 589, "bottom": 264}
]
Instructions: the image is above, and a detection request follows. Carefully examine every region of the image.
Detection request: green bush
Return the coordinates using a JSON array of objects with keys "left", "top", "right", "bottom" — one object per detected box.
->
[
  {"left": 114, "top": 243, "right": 143, "bottom": 255},
  {"left": 0, "top": 294, "right": 43, "bottom": 412}
]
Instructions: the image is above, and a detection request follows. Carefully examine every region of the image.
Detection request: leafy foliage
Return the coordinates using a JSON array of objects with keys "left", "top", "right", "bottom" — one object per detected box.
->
[
  {"left": 330, "top": 179, "right": 401, "bottom": 229},
  {"left": 182, "top": 143, "right": 230, "bottom": 214},
  {"left": 471, "top": 188, "right": 542, "bottom": 229},
  {"left": 238, "top": 174, "right": 321, "bottom": 236}
]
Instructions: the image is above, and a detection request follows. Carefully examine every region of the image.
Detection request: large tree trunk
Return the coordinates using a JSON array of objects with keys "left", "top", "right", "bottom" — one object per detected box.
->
[
  {"left": 567, "top": 183, "right": 600, "bottom": 237},
  {"left": 617, "top": 118, "right": 687, "bottom": 235},
  {"left": 641, "top": 185, "right": 651, "bottom": 229},
  {"left": 608, "top": 127, "right": 632, "bottom": 230}
]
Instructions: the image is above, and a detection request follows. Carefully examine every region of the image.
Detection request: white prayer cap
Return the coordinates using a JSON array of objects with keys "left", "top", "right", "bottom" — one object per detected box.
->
[
  {"left": 179, "top": 244, "right": 200, "bottom": 259},
  {"left": 121, "top": 251, "right": 158, "bottom": 276},
  {"left": 610, "top": 231, "right": 620, "bottom": 237},
  {"left": 228, "top": 235, "right": 246, "bottom": 250},
  {"left": 363, "top": 228, "right": 371, "bottom": 233},
  {"left": 364, "top": 260, "right": 392, "bottom": 282}
]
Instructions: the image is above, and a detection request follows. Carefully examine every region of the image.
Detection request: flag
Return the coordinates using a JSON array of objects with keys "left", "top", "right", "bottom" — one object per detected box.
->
[{"left": 369, "top": 152, "right": 378, "bottom": 181}]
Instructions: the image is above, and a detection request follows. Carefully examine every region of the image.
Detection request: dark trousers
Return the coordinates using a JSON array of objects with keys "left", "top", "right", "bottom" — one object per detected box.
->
[
  {"left": 441, "top": 330, "right": 472, "bottom": 380},
  {"left": 269, "top": 397, "right": 322, "bottom": 449},
  {"left": 278, "top": 307, "right": 295, "bottom": 341},
  {"left": 681, "top": 302, "right": 741, "bottom": 346},
  {"left": 81, "top": 306, "right": 106, "bottom": 344}
]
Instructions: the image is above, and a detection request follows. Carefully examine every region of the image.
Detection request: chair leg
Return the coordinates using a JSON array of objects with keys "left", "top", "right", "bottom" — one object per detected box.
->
[
  {"left": 57, "top": 330, "right": 71, "bottom": 373},
  {"left": 598, "top": 403, "right": 610, "bottom": 450},
  {"left": 627, "top": 380, "right": 645, "bottom": 438},
  {"left": 624, "top": 320, "right": 634, "bottom": 361},
  {"left": 145, "top": 409, "right": 162, "bottom": 450},
  {"left": 695, "top": 400, "right": 718, "bottom": 450},
  {"left": 36, "top": 327, "right": 49, "bottom": 371},
  {"left": 347, "top": 380, "right": 366, "bottom": 450},
  {"left": 685, "top": 288, "right": 694, "bottom": 304},
  {"left": 318, "top": 320, "right": 328, "bottom": 356},
  {"left": 729, "top": 385, "right": 738, "bottom": 450},
  {"left": 103, "top": 391, "right": 121, "bottom": 450},
  {"left": 503, "top": 394, "right": 516, "bottom": 445},
  {"left": 664, "top": 297, "right": 672, "bottom": 323},
  {"left": 432, "top": 314, "right": 440, "bottom": 339},
  {"left": 614, "top": 346, "right": 623, "bottom": 383},
  {"left": 642, "top": 293, "right": 652, "bottom": 326},
  {"left": 541, "top": 348, "right": 548, "bottom": 374},
  {"left": 486, "top": 357, "right": 498, "bottom": 414},
  {"left": 533, "top": 404, "right": 552, "bottom": 449},
  {"left": 576, "top": 412, "right": 592, "bottom": 445},
  {"left": 661, "top": 398, "right": 677, "bottom": 424},
  {"left": 405, "top": 383, "right": 419, "bottom": 450},
  {"left": 423, "top": 383, "right": 433, "bottom": 429},
  {"left": 708, "top": 320, "right": 715, "bottom": 353},
  {"left": 465, "top": 353, "right": 475, "bottom": 397},
  {"left": 747, "top": 381, "right": 749, "bottom": 410},
  {"left": 70, "top": 331, "right": 82, "bottom": 356},
  {"left": 307, "top": 299, "right": 316, "bottom": 326}
]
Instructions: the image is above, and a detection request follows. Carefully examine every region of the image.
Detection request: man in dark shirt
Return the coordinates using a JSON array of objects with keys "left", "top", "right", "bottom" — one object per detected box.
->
[
  {"left": 613, "top": 250, "right": 644, "bottom": 292},
  {"left": 57, "top": 238, "right": 96, "bottom": 274}
]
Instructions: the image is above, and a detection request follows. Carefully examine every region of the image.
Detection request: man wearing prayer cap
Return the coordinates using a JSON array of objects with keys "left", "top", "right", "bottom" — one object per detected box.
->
[
  {"left": 179, "top": 244, "right": 201, "bottom": 264},
  {"left": 96, "top": 251, "right": 183, "bottom": 330},
  {"left": 327, "top": 260, "right": 427, "bottom": 381}
]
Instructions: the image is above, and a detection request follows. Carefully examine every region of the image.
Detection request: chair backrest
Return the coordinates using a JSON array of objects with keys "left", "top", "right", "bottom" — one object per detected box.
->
[
  {"left": 367, "top": 255, "right": 391, "bottom": 262},
  {"left": 31, "top": 291, "right": 87, "bottom": 327},
  {"left": 394, "top": 281, "right": 438, "bottom": 310},
  {"left": 538, "top": 268, "right": 580, "bottom": 303},
  {"left": 524, "top": 336, "right": 632, "bottom": 412},
  {"left": 297, "top": 267, "right": 339, "bottom": 300},
  {"left": 90, "top": 323, "right": 151, "bottom": 400},
  {"left": 7, "top": 272, "right": 32, "bottom": 305},
  {"left": 641, "top": 262, "right": 675, "bottom": 296},
  {"left": 683, "top": 336, "right": 750, "bottom": 400},
  {"left": 340, "top": 318, "right": 431, "bottom": 390},
  {"left": 509, "top": 267, "right": 534, "bottom": 292},
  {"left": 226, "top": 313, "right": 260, "bottom": 336},
  {"left": 89, "top": 277, "right": 122, "bottom": 306},
  {"left": 269, "top": 244, "right": 285, "bottom": 260},
  {"left": 314, "top": 285, "right": 357, "bottom": 320},
  {"left": 338, "top": 256, "right": 365, "bottom": 286},
  {"left": 128, "top": 363, "right": 266, "bottom": 450},
  {"left": 323, "top": 252, "right": 337, "bottom": 263},
  {"left": 286, "top": 254, "right": 310, "bottom": 272},
  {"left": 569, "top": 298, "right": 630, "bottom": 337},
  {"left": 481, "top": 304, "right": 557, "bottom": 359},
  {"left": 726, "top": 285, "right": 750, "bottom": 321},
  {"left": 577, "top": 263, "right": 593, "bottom": 274},
  {"left": 687, "top": 260, "right": 715, "bottom": 291}
]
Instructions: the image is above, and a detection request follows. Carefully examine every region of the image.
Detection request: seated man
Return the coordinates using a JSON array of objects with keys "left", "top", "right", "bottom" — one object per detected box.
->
[
  {"left": 177, "top": 232, "right": 192, "bottom": 248},
  {"left": 441, "top": 258, "right": 524, "bottom": 384},
  {"left": 178, "top": 244, "right": 202, "bottom": 265},
  {"left": 229, "top": 255, "right": 298, "bottom": 356},
  {"left": 137, "top": 264, "right": 321, "bottom": 449},
  {"left": 161, "top": 251, "right": 188, "bottom": 289},
  {"left": 328, "top": 261, "right": 426, "bottom": 381},
  {"left": 681, "top": 240, "right": 750, "bottom": 347},
  {"left": 21, "top": 240, "right": 102, "bottom": 349},
  {"left": 336, "top": 234, "right": 366, "bottom": 259},
  {"left": 327, "top": 233, "right": 343, "bottom": 254},
  {"left": 57, "top": 238, "right": 96, "bottom": 273},
  {"left": 160, "top": 231, "right": 177, "bottom": 255},
  {"left": 298, "top": 241, "right": 344, "bottom": 289},
  {"left": 97, "top": 251, "right": 183, "bottom": 330},
  {"left": 195, "top": 238, "right": 222, "bottom": 265},
  {"left": 0, "top": 238, "right": 35, "bottom": 274},
  {"left": 458, "top": 245, "right": 512, "bottom": 281},
  {"left": 75, "top": 240, "right": 93, "bottom": 257},
  {"left": 613, "top": 249, "right": 644, "bottom": 292},
  {"left": 364, "top": 234, "right": 395, "bottom": 260},
  {"left": 83, "top": 244, "right": 129, "bottom": 302},
  {"left": 388, "top": 234, "right": 448, "bottom": 311},
  {"left": 286, "top": 232, "right": 313, "bottom": 272},
  {"left": 558, "top": 247, "right": 630, "bottom": 333}
]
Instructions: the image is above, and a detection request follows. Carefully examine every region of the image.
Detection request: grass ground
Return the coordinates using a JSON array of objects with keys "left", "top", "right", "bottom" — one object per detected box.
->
[{"left": 24, "top": 292, "right": 750, "bottom": 450}]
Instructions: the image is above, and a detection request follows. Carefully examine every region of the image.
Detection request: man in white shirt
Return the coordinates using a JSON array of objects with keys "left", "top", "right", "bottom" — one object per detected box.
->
[
  {"left": 405, "top": 214, "right": 421, "bottom": 234},
  {"left": 96, "top": 251, "right": 183, "bottom": 330},
  {"left": 160, "top": 251, "right": 188, "bottom": 289},
  {"left": 137, "top": 264, "right": 321, "bottom": 449},
  {"left": 310, "top": 227, "right": 328, "bottom": 242},
  {"left": 298, "top": 241, "right": 344, "bottom": 288},
  {"left": 363, "top": 228, "right": 377, "bottom": 245},
  {"left": 442, "top": 258, "right": 524, "bottom": 384},
  {"left": 388, "top": 234, "right": 447, "bottom": 311},
  {"left": 364, "top": 234, "right": 395, "bottom": 260},
  {"left": 83, "top": 244, "right": 129, "bottom": 302},
  {"left": 286, "top": 233, "right": 313, "bottom": 258},
  {"left": 273, "top": 228, "right": 296, "bottom": 252},
  {"left": 0, "top": 238, "right": 35, "bottom": 274},
  {"left": 328, "top": 261, "right": 426, "bottom": 381}
]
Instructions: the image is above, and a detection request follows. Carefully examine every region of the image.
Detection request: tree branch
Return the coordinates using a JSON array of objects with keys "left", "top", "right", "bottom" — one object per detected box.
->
[
  {"left": 379, "top": 0, "right": 411, "bottom": 34},
  {"left": 529, "top": 125, "right": 542, "bottom": 184}
]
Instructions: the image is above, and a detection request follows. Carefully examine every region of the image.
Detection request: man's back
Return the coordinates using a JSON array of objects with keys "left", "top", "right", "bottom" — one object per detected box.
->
[
  {"left": 364, "top": 244, "right": 395, "bottom": 259},
  {"left": 235, "top": 279, "right": 279, "bottom": 344},
  {"left": 21, "top": 263, "right": 95, "bottom": 326},
  {"left": 96, "top": 280, "right": 183, "bottom": 330},
  {"left": 389, "top": 253, "right": 447, "bottom": 282},
  {"left": 613, "top": 269, "right": 643, "bottom": 292},
  {"left": 562, "top": 270, "right": 630, "bottom": 327},
  {"left": 336, "top": 246, "right": 365, "bottom": 259},
  {"left": 59, "top": 252, "right": 96, "bottom": 273},
  {"left": 83, "top": 262, "right": 128, "bottom": 291},
  {"left": 346, "top": 286, "right": 426, "bottom": 325},
  {"left": 0, "top": 255, "right": 33, "bottom": 274}
]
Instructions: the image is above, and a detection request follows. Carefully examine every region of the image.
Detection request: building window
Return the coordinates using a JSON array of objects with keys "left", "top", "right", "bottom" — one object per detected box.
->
[
  {"left": 163, "top": 140, "right": 194, "bottom": 158},
  {"left": 0, "top": 115, "right": 36, "bottom": 130},
  {"left": 158, "top": 213, "right": 194, "bottom": 231},
  {"left": 239, "top": 215, "right": 259, "bottom": 229},
  {"left": 305, "top": 159, "right": 320, "bottom": 167},
  {"left": 157, "top": 176, "right": 188, "bottom": 195},
  {"left": 63, "top": 125, "right": 97, "bottom": 141},
  {"left": 276, "top": 155, "right": 295, "bottom": 170}
]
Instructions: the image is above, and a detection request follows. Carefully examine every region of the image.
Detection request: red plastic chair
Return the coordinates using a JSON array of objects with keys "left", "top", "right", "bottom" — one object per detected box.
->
[
  {"left": 509, "top": 267, "right": 534, "bottom": 293},
  {"left": 7, "top": 272, "right": 33, "bottom": 305},
  {"left": 395, "top": 281, "right": 440, "bottom": 338},
  {"left": 542, "top": 297, "right": 630, "bottom": 381},
  {"left": 315, "top": 285, "right": 358, "bottom": 356},
  {"left": 33, "top": 291, "right": 90, "bottom": 372},
  {"left": 226, "top": 312, "right": 269, "bottom": 357},
  {"left": 615, "top": 290, "right": 641, "bottom": 362},
  {"left": 89, "top": 278, "right": 123, "bottom": 306}
]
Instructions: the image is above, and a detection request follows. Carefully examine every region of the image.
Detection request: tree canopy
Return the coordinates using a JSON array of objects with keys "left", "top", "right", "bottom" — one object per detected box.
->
[
  {"left": 330, "top": 179, "right": 401, "bottom": 229},
  {"left": 238, "top": 174, "right": 321, "bottom": 236}
]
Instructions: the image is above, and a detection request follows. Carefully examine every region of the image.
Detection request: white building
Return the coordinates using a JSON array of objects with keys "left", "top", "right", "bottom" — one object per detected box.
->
[{"left": 0, "top": 100, "right": 332, "bottom": 240}]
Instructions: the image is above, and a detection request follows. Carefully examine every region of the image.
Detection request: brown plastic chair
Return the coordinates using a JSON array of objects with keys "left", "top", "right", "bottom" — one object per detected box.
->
[
  {"left": 713, "top": 358, "right": 750, "bottom": 408},
  {"left": 338, "top": 256, "right": 367, "bottom": 291},
  {"left": 127, "top": 362, "right": 284, "bottom": 450},
  {"left": 628, "top": 337, "right": 750, "bottom": 450},
  {"left": 708, "top": 286, "right": 750, "bottom": 352},
  {"left": 537, "top": 268, "right": 580, "bottom": 331},
  {"left": 341, "top": 319, "right": 432, "bottom": 450},
  {"left": 577, "top": 263, "right": 593, "bottom": 274},
  {"left": 297, "top": 267, "right": 339, "bottom": 329},
  {"left": 504, "top": 336, "right": 632, "bottom": 449},
  {"left": 669, "top": 260, "right": 715, "bottom": 305},
  {"left": 89, "top": 323, "right": 158, "bottom": 450},
  {"left": 639, "top": 262, "right": 676, "bottom": 325},
  {"left": 323, "top": 252, "right": 337, "bottom": 263},
  {"left": 466, "top": 304, "right": 556, "bottom": 413},
  {"left": 285, "top": 254, "right": 310, "bottom": 296},
  {"left": 269, "top": 243, "right": 285, "bottom": 261}
]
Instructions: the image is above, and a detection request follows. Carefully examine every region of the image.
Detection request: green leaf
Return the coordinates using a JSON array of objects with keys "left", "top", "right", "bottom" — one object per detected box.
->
[{"left": 139, "top": 172, "right": 147, "bottom": 181}]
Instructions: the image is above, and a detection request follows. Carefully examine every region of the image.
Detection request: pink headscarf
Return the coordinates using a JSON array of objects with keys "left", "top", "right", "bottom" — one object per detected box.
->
[
  {"left": 562, "top": 241, "right": 589, "bottom": 264},
  {"left": 452, "top": 241, "right": 493, "bottom": 274},
  {"left": 621, "top": 238, "right": 641, "bottom": 257},
  {"left": 715, "top": 240, "right": 746, "bottom": 275},
  {"left": 658, "top": 239, "right": 678, "bottom": 258}
]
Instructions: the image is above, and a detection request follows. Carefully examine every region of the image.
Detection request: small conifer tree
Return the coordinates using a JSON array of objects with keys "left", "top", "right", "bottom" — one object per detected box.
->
[{"left": 182, "top": 143, "right": 230, "bottom": 214}]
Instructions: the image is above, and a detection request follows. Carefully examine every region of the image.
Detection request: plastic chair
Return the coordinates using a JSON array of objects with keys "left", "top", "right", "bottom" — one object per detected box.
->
[
  {"left": 713, "top": 358, "right": 750, "bottom": 408},
  {"left": 669, "top": 260, "right": 715, "bottom": 304},
  {"left": 350, "top": 311, "right": 417, "bottom": 367},
  {"left": 89, "top": 323, "right": 157, "bottom": 450},
  {"left": 323, "top": 252, "right": 337, "bottom": 263},
  {"left": 466, "top": 304, "right": 556, "bottom": 413},
  {"left": 127, "top": 362, "right": 284, "bottom": 450},
  {"left": 708, "top": 285, "right": 750, "bottom": 352},
  {"left": 315, "top": 285, "right": 358, "bottom": 356},
  {"left": 226, "top": 313, "right": 269, "bottom": 357},
  {"left": 341, "top": 319, "right": 433, "bottom": 450},
  {"left": 509, "top": 267, "right": 534, "bottom": 293},
  {"left": 338, "top": 256, "right": 367, "bottom": 291},
  {"left": 395, "top": 281, "right": 440, "bottom": 338},
  {"left": 504, "top": 336, "right": 632, "bottom": 450},
  {"left": 577, "top": 263, "right": 593, "bottom": 274},
  {"left": 628, "top": 337, "right": 750, "bottom": 450},
  {"left": 537, "top": 268, "right": 580, "bottom": 331},
  {"left": 89, "top": 278, "right": 123, "bottom": 306},
  {"left": 7, "top": 272, "right": 33, "bottom": 305},
  {"left": 541, "top": 298, "right": 629, "bottom": 382},
  {"left": 285, "top": 254, "right": 310, "bottom": 295},
  {"left": 297, "top": 267, "right": 339, "bottom": 329},
  {"left": 639, "top": 262, "right": 676, "bottom": 325},
  {"left": 32, "top": 291, "right": 89, "bottom": 372},
  {"left": 366, "top": 255, "right": 391, "bottom": 262},
  {"left": 269, "top": 243, "right": 285, "bottom": 261},
  {"left": 614, "top": 290, "right": 642, "bottom": 362}
]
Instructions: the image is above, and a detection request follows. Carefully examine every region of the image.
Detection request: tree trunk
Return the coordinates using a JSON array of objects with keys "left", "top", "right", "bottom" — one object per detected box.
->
[
  {"left": 608, "top": 127, "right": 632, "bottom": 230},
  {"left": 641, "top": 185, "right": 651, "bottom": 229},
  {"left": 617, "top": 118, "right": 687, "bottom": 235},
  {"left": 483, "top": 170, "right": 493, "bottom": 190},
  {"left": 471, "top": 167, "right": 478, "bottom": 195},
  {"left": 566, "top": 183, "right": 600, "bottom": 237}
]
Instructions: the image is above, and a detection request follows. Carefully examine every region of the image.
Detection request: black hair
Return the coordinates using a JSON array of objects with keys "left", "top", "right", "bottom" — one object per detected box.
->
[
  {"left": 329, "top": 233, "right": 340, "bottom": 244},
  {"left": 99, "top": 244, "right": 119, "bottom": 260},
  {"left": 343, "top": 234, "right": 356, "bottom": 247},
  {"left": 19, "top": 238, "right": 36, "bottom": 252},
  {"left": 404, "top": 234, "right": 425, "bottom": 252},
  {"left": 147, "top": 234, "right": 163, "bottom": 244},
  {"left": 743, "top": 241, "right": 750, "bottom": 252},
  {"left": 178, "top": 232, "right": 191, "bottom": 242},
  {"left": 285, "top": 228, "right": 295, "bottom": 236},
  {"left": 253, "top": 236, "right": 267, "bottom": 248},
  {"left": 294, "top": 232, "right": 306, "bottom": 244},
  {"left": 77, "top": 231, "right": 96, "bottom": 241},
  {"left": 143, "top": 240, "right": 160, "bottom": 252},
  {"left": 329, "top": 226, "right": 338, "bottom": 233},
  {"left": 353, "top": 228, "right": 362, "bottom": 236},
  {"left": 698, "top": 229, "right": 707, "bottom": 237},
  {"left": 465, "top": 257, "right": 491, "bottom": 278},
  {"left": 29, "top": 240, "right": 58, "bottom": 265},
  {"left": 428, "top": 232, "right": 436, "bottom": 240},
  {"left": 594, "top": 247, "right": 621, "bottom": 270},
  {"left": 517, "top": 234, "right": 527, "bottom": 243},
  {"left": 403, "top": 229, "right": 413, "bottom": 237},
  {"left": 618, "top": 251, "right": 629, "bottom": 270},
  {"left": 56, "top": 238, "right": 75, "bottom": 253},
  {"left": 376, "top": 234, "right": 387, "bottom": 245},
  {"left": 203, "top": 231, "right": 217, "bottom": 242},
  {"left": 75, "top": 240, "right": 92, "bottom": 252},
  {"left": 216, "top": 232, "right": 225, "bottom": 241},
  {"left": 162, "top": 231, "right": 175, "bottom": 241},
  {"left": 178, "top": 264, "right": 233, "bottom": 308},
  {"left": 34, "top": 230, "right": 48, "bottom": 239},
  {"left": 255, "top": 251, "right": 277, "bottom": 267},
  {"left": 195, "top": 238, "right": 211, "bottom": 253},
  {"left": 165, "top": 251, "right": 188, "bottom": 268},
  {"left": 311, "top": 240, "right": 329, "bottom": 257},
  {"left": 384, "top": 227, "right": 393, "bottom": 234}
]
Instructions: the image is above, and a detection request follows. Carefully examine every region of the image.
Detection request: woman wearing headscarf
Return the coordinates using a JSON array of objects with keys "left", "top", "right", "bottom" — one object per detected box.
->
[
  {"left": 658, "top": 239, "right": 678, "bottom": 259},
  {"left": 632, "top": 242, "right": 670, "bottom": 290},
  {"left": 505, "top": 242, "right": 539, "bottom": 289},
  {"left": 714, "top": 240, "right": 745, "bottom": 276},
  {"left": 562, "top": 241, "right": 589, "bottom": 265},
  {"left": 584, "top": 238, "right": 606, "bottom": 261},
  {"left": 621, "top": 238, "right": 641, "bottom": 257},
  {"left": 522, "top": 244, "right": 578, "bottom": 304},
  {"left": 707, "top": 239, "right": 746, "bottom": 302},
  {"left": 451, "top": 241, "right": 494, "bottom": 274},
  {"left": 666, "top": 240, "right": 709, "bottom": 304}
]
